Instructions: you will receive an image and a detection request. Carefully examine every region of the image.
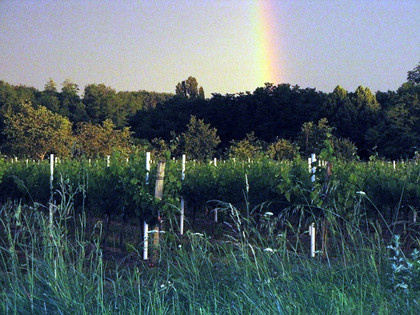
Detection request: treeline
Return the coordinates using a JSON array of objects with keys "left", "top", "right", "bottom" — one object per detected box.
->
[
  {"left": 133, "top": 69, "right": 420, "bottom": 160},
  {"left": 0, "top": 62, "right": 419, "bottom": 160}
]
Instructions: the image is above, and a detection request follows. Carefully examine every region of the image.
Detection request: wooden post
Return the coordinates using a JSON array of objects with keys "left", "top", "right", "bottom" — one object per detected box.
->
[
  {"left": 152, "top": 161, "right": 165, "bottom": 263},
  {"left": 154, "top": 161, "right": 165, "bottom": 200}
]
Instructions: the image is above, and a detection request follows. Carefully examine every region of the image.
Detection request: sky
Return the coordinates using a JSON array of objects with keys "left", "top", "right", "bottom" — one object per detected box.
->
[{"left": 0, "top": 0, "right": 419, "bottom": 96}]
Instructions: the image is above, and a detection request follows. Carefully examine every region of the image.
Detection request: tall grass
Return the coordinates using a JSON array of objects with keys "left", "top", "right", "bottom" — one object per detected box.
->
[{"left": 0, "top": 194, "right": 419, "bottom": 313}]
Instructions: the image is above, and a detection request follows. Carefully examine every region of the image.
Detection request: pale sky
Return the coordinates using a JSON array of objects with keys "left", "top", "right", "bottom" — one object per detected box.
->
[{"left": 0, "top": 0, "right": 419, "bottom": 96}]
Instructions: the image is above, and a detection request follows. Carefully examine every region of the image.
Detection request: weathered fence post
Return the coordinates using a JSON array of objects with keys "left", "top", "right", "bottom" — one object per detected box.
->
[{"left": 151, "top": 160, "right": 165, "bottom": 263}]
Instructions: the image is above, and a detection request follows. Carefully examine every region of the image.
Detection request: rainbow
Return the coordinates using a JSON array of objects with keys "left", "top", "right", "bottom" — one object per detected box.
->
[{"left": 253, "top": 0, "right": 283, "bottom": 86}]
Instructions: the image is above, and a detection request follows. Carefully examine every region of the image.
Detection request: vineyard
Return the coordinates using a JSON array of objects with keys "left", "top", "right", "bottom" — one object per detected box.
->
[
  {"left": 1, "top": 152, "right": 420, "bottom": 313},
  {"left": 1, "top": 152, "right": 419, "bottom": 235}
]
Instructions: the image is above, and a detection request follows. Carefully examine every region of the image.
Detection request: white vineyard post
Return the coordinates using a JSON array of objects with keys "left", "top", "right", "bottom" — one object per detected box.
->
[
  {"left": 393, "top": 160, "right": 396, "bottom": 170},
  {"left": 311, "top": 153, "right": 316, "bottom": 183},
  {"left": 143, "top": 222, "right": 149, "bottom": 260},
  {"left": 49, "top": 154, "right": 54, "bottom": 228},
  {"left": 143, "top": 152, "right": 151, "bottom": 260},
  {"left": 214, "top": 157, "right": 218, "bottom": 223},
  {"left": 180, "top": 154, "right": 186, "bottom": 235},
  {"left": 106, "top": 155, "right": 110, "bottom": 168},
  {"left": 145, "top": 152, "right": 151, "bottom": 184},
  {"left": 310, "top": 153, "right": 317, "bottom": 257},
  {"left": 309, "top": 222, "right": 316, "bottom": 258},
  {"left": 308, "top": 157, "right": 312, "bottom": 173},
  {"left": 214, "top": 157, "right": 217, "bottom": 167}
]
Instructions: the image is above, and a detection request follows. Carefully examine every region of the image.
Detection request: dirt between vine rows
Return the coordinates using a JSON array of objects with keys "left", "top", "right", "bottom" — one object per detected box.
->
[{"left": 84, "top": 212, "right": 420, "bottom": 269}]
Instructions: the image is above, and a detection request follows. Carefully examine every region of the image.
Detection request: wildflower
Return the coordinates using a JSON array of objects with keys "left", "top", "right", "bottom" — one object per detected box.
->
[
  {"left": 356, "top": 191, "right": 366, "bottom": 196},
  {"left": 264, "top": 212, "right": 274, "bottom": 217},
  {"left": 264, "top": 247, "right": 274, "bottom": 253}
]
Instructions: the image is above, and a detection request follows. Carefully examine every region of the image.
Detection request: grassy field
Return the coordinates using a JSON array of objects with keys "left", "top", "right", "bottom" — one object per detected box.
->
[{"left": 1, "top": 196, "right": 420, "bottom": 314}]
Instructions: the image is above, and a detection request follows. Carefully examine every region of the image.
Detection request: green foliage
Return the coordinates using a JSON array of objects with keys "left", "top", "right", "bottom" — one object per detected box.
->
[
  {"left": 267, "top": 138, "right": 299, "bottom": 160},
  {"left": 1, "top": 193, "right": 419, "bottom": 313},
  {"left": 407, "top": 61, "right": 420, "bottom": 85},
  {"left": 297, "top": 118, "right": 333, "bottom": 156},
  {"left": 332, "top": 137, "right": 359, "bottom": 161},
  {"left": 175, "top": 76, "right": 204, "bottom": 99},
  {"left": 3, "top": 102, "right": 74, "bottom": 160},
  {"left": 227, "top": 132, "right": 262, "bottom": 160},
  {"left": 180, "top": 115, "right": 220, "bottom": 161},
  {"left": 75, "top": 119, "right": 132, "bottom": 158}
]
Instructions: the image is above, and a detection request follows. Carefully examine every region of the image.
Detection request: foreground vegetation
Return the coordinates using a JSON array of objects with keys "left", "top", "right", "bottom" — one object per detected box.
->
[
  {"left": 0, "top": 153, "right": 420, "bottom": 313},
  {"left": 0, "top": 153, "right": 420, "bottom": 314},
  {"left": 1, "top": 195, "right": 420, "bottom": 314}
]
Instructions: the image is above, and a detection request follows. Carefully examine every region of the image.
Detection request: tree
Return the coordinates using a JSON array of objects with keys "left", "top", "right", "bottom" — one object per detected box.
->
[
  {"left": 350, "top": 86, "right": 381, "bottom": 157},
  {"left": 267, "top": 139, "right": 299, "bottom": 160},
  {"left": 180, "top": 115, "right": 220, "bottom": 161},
  {"left": 60, "top": 79, "right": 87, "bottom": 123},
  {"left": 323, "top": 86, "right": 356, "bottom": 140},
  {"left": 3, "top": 102, "right": 74, "bottom": 160},
  {"left": 37, "top": 79, "right": 61, "bottom": 113},
  {"left": 407, "top": 61, "right": 420, "bottom": 85},
  {"left": 75, "top": 119, "right": 132, "bottom": 157},
  {"left": 198, "top": 86, "right": 205, "bottom": 99},
  {"left": 44, "top": 78, "right": 58, "bottom": 93},
  {"left": 83, "top": 83, "right": 123, "bottom": 126},
  {"left": 175, "top": 76, "right": 204, "bottom": 99},
  {"left": 366, "top": 83, "right": 420, "bottom": 159},
  {"left": 228, "top": 132, "right": 262, "bottom": 160},
  {"left": 297, "top": 118, "right": 333, "bottom": 156}
]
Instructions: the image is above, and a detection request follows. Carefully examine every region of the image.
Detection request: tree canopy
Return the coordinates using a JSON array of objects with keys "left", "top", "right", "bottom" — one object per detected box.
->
[
  {"left": 0, "top": 62, "right": 419, "bottom": 160},
  {"left": 3, "top": 102, "right": 74, "bottom": 160}
]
